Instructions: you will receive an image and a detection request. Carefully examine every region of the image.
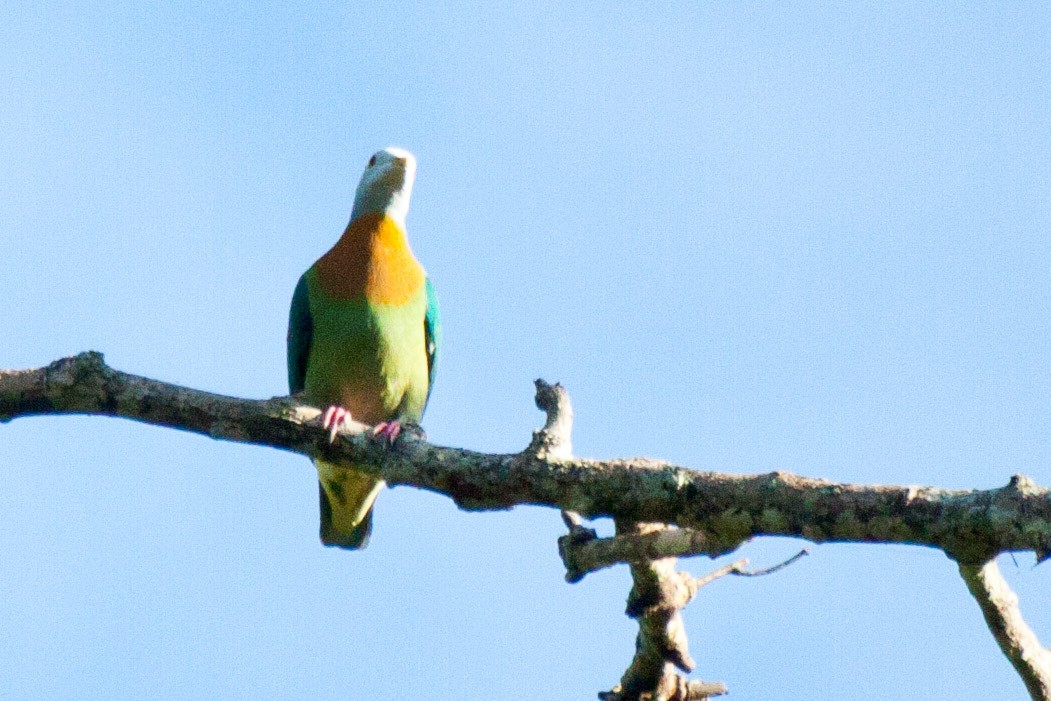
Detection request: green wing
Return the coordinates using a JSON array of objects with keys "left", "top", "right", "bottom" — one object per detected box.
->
[
  {"left": 423, "top": 277, "right": 441, "bottom": 411},
  {"left": 287, "top": 273, "right": 312, "bottom": 394}
]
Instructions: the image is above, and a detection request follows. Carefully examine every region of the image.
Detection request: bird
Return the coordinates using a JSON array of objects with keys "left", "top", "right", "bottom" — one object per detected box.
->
[{"left": 287, "top": 146, "right": 440, "bottom": 549}]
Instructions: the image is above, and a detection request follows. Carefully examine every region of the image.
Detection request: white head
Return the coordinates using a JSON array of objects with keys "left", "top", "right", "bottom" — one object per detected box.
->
[{"left": 349, "top": 146, "right": 417, "bottom": 224}]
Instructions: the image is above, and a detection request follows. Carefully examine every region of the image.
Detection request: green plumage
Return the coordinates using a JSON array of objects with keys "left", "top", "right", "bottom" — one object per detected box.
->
[{"left": 287, "top": 235, "right": 439, "bottom": 549}]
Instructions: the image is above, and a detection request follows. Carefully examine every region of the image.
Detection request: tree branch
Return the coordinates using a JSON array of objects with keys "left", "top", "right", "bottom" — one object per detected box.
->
[
  {"left": 532, "top": 382, "right": 729, "bottom": 698},
  {"left": 959, "top": 560, "right": 1051, "bottom": 701},
  {"left": 559, "top": 524, "right": 727, "bottom": 583},
  {"left": 599, "top": 521, "right": 725, "bottom": 701},
  {"left": 4, "top": 353, "right": 1051, "bottom": 564},
  {"left": 5, "top": 352, "right": 1051, "bottom": 700}
]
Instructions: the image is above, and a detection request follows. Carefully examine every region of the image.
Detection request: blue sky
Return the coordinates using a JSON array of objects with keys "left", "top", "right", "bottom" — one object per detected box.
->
[{"left": 2, "top": 3, "right": 1050, "bottom": 699}]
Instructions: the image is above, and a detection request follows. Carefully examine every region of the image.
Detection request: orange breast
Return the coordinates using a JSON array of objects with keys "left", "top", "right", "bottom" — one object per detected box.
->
[{"left": 314, "top": 212, "right": 425, "bottom": 304}]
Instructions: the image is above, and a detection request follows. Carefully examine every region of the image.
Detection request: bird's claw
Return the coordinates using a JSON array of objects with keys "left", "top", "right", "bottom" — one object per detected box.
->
[
  {"left": 371, "top": 420, "right": 402, "bottom": 446},
  {"left": 322, "top": 405, "right": 352, "bottom": 443}
]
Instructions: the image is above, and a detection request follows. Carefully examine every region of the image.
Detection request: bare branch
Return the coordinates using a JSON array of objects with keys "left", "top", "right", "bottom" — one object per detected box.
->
[
  {"left": 601, "top": 521, "right": 730, "bottom": 701},
  {"left": 5, "top": 352, "right": 1051, "bottom": 699},
  {"left": 559, "top": 525, "right": 733, "bottom": 582},
  {"left": 597, "top": 542, "right": 805, "bottom": 698},
  {"left": 959, "top": 560, "right": 1051, "bottom": 701},
  {"left": 531, "top": 383, "right": 729, "bottom": 697},
  {"left": 3, "top": 353, "right": 1051, "bottom": 564}
]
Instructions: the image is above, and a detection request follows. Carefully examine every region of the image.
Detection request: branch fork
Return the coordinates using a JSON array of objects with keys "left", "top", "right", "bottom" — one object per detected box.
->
[
  {"left": 528, "top": 380, "right": 732, "bottom": 698},
  {"left": 4, "top": 353, "right": 1051, "bottom": 699}
]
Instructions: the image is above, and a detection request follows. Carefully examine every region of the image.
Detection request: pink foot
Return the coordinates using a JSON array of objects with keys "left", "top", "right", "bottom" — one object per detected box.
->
[
  {"left": 371, "top": 420, "right": 402, "bottom": 445},
  {"left": 322, "top": 405, "right": 352, "bottom": 443}
]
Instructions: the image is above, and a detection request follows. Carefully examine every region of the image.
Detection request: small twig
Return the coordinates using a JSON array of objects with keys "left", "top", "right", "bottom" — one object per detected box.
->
[
  {"left": 688, "top": 558, "right": 749, "bottom": 591},
  {"left": 686, "top": 549, "right": 808, "bottom": 595},
  {"left": 732, "top": 548, "right": 810, "bottom": 577},
  {"left": 959, "top": 559, "right": 1051, "bottom": 701}
]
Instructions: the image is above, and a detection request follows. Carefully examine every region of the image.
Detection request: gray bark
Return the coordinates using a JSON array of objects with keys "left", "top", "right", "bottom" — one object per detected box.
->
[{"left": 4, "top": 352, "right": 1051, "bottom": 700}]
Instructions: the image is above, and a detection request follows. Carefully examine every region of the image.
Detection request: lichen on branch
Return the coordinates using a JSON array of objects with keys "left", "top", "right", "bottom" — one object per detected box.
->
[
  {"left": 5, "top": 352, "right": 1051, "bottom": 701},
  {"left": 3, "top": 352, "right": 1050, "bottom": 564}
]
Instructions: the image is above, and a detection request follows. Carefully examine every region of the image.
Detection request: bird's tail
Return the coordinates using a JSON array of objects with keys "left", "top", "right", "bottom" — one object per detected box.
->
[{"left": 315, "top": 460, "right": 385, "bottom": 550}]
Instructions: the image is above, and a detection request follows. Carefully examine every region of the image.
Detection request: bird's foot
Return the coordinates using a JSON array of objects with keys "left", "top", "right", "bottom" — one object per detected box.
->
[
  {"left": 371, "top": 420, "right": 402, "bottom": 446},
  {"left": 321, "top": 405, "right": 352, "bottom": 443}
]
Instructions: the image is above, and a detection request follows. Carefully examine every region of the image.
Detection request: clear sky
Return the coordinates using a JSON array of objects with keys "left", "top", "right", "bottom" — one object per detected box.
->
[{"left": 2, "top": 3, "right": 1050, "bottom": 699}]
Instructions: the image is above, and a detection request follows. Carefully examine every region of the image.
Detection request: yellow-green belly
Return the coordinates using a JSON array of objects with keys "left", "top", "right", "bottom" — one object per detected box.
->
[{"left": 303, "top": 269, "right": 429, "bottom": 425}]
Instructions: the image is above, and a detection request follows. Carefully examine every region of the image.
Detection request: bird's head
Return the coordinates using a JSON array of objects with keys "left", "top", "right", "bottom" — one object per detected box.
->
[{"left": 350, "top": 146, "right": 417, "bottom": 224}]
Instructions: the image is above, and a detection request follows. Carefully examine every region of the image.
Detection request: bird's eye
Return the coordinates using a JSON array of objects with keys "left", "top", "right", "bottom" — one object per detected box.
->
[{"left": 368, "top": 155, "right": 377, "bottom": 167}]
